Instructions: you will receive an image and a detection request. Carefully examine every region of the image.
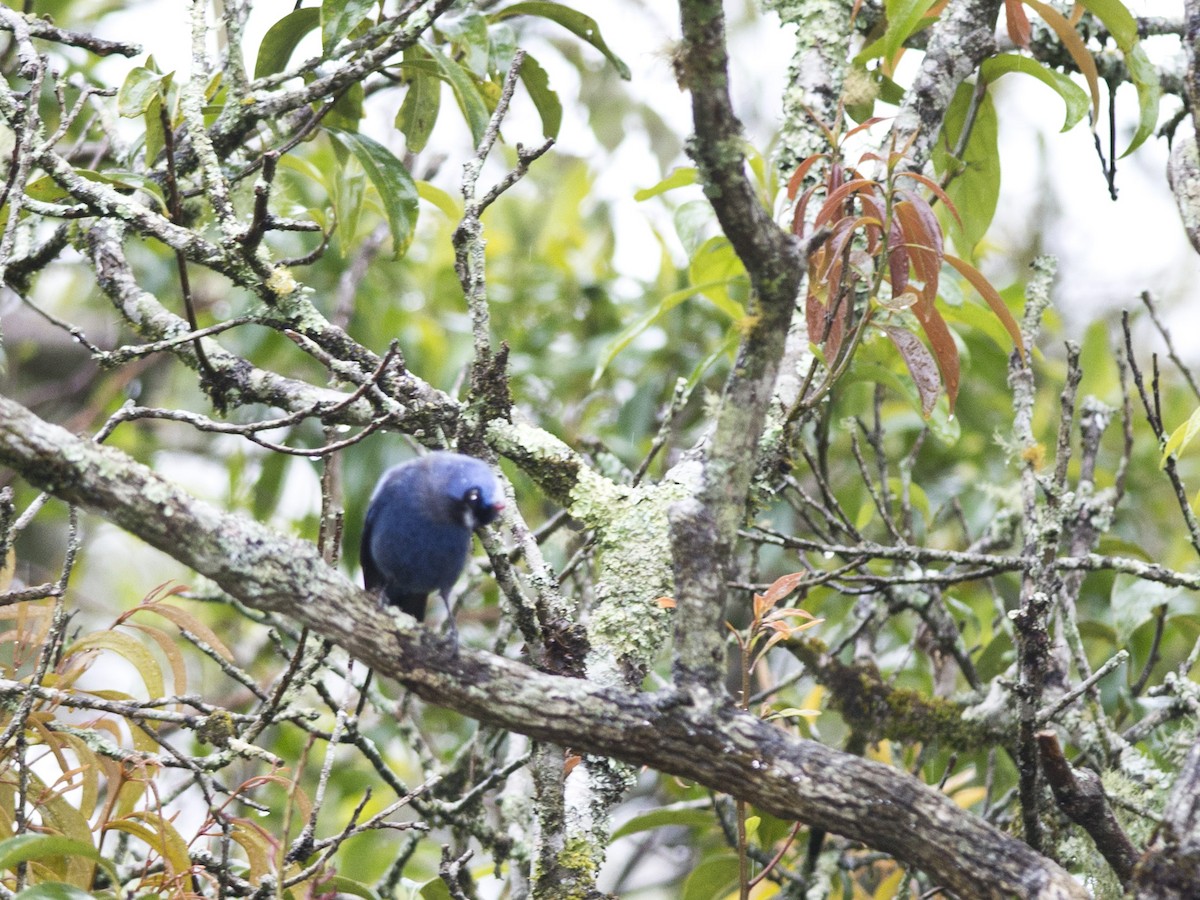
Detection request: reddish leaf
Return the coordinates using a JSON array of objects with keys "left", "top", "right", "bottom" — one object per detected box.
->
[
  {"left": 825, "top": 290, "right": 850, "bottom": 359},
  {"left": 893, "top": 201, "right": 942, "bottom": 293},
  {"left": 912, "top": 296, "right": 961, "bottom": 411},
  {"left": 895, "top": 190, "right": 944, "bottom": 258},
  {"left": 883, "top": 324, "right": 942, "bottom": 417},
  {"left": 858, "top": 194, "right": 888, "bottom": 254},
  {"left": 843, "top": 116, "right": 888, "bottom": 141},
  {"left": 792, "top": 182, "right": 823, "bottom": 237},
  {"left": 894, "top": 171, "right": 964, "bottom": 227},
  {"left": 786, "top": 153, "right": 829, "bottom": 200},
  {"left": 1005, "top": 0, "right": 1032, "bottom": 47},
  {"left": 945, "top": 253, "right": 1027, "bottom": 361},
  {"left": 814, "top": 178, "right": 883, "bottom": 228},
  {"left": 806, "top": 289, "right": 825, "bottom": 348},
  {"left": 888, "top": 248, "right": 910, "bottom": 296}
]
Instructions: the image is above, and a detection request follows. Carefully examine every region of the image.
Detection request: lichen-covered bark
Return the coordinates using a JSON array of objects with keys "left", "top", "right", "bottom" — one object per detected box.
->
[
  {"left": 765, "top": 0, "right": 856, "bottom": 173},
  {"left": 891, "top": 0, "right": 1003, "bottom": 169}
]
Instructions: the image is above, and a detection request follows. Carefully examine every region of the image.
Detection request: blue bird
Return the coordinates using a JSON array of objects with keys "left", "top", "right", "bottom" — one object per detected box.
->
[{"left": 360, "top": 452, "right": 504, "bottom": 633}]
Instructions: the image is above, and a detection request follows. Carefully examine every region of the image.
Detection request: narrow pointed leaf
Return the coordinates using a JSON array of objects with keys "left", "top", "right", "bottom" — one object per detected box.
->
[
  {"left": 882, "top": 325, "right": 941, "bottom": 417},
  {"left": 396, "top": 57, "right": 441, "bottom": 153},
  {"left": 912, "top": 296, "right": 960, "bottom": 411},
  {"left": 1123, "top": 43, "right": 1162, "bottom": 157},
  {"left": 1023, "top": 0, "right": 1100, "bottom": 125},
  {"left": 424, "top": 43, "right": 491, "bottom": 147},
  {"left": 635, "top": 167, "right": 698, "bottom": 202},
  {"left": 945, "top": 253, "right": 1026, "bottom": 359},
  {"left": 491, "top": 2, "right": 631, "bottom": 79},
  {"left": 980, "top": 54, "right": 1089, "bottom": 131},
  {"left": 519, "top": 53, "right": 562, "bottom": 139},
  {"left": 1005, "top": 0, "right": 1032, "bottom": 47},
  {"left": 322, "top": 0, "right": 375, "bottom": 52},
  {"left": 254, "top": 8, "right": 321, "bottom": 79},
  {"left": 329, "top": 129, "right": 419, "bottom": 257}
]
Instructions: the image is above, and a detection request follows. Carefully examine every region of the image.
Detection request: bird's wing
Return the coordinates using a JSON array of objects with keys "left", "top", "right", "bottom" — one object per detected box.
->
[{"left": 360, "top": 503, "right": 384, "bottom": 593}]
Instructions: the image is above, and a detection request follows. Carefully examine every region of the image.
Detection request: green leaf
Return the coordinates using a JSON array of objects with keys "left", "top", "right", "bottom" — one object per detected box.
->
[
  {"left": 329, "top": 130, "right": 419, "bottom": 258},
  {"left": 437, "top": 9, "right": 491, "bottom": 74},
  {"left": 1110, "top": 574, "right": 1178, "bottom": 644},
  {"left": 117, "top": 67, "right": 166, "bottom": 117},
  {"left": 254, "top": 7, "right": 321, "bottom": 79},
  {"left": 1162, "top": 405, "right": 1200, "bottom": 465},
  {"left": 931, "top": 82, "right": 999, "bottom": 256},
  {"left": 324, "top": 81, "right": 364, "bottom": 131},
  {"left": 519, "top": 54, "right": 561, "bottom": 140},
  {"left": 396, "top": 49, "right": 441, "bottom": 152},
  {"left": 611, "top": 806, "right": 716, "bottom": 840},
  {"left": 687, "top": 237, "right": 748, "bottom": 320},
  {"left": 1077, "top": 0, "right": 1138, "bottom": 49},
  {"left": 592, "top": 278, "right": 739, "bottom": 384},
  {"left": 1024, "top": 0, "right": 1100, "bottom": 125},
  {"left": 417, "top": 180, "right": 460, "bottom": 220},
  {"left": 491, "top": 2, "right": 631, "bottom": 79},
  {"left": 980, "top": 54, "right": 1088, "bottom": 132},
  {"left": 14, "top": 885, "right": 96, "bottom": 900},
  {"left": 855, "top": 0, "right": 938, "bottom": 64},
  {"left": 424, "top": 42, "right": 491, "bottom": 147},
  {"left": 419, "top": 879, "right": 453, "bottom": 900},
  {"left": 144, "top": 91, "right": 165, "bottom": 164},
  {"left": 0, "top": 834, "right": 119, "bottom": 886},
  {"left": 322, "top": 0, "right": 375, "bottom": 53},
  {"left": 251, "top": 450, "right": 289, "bottom": 522},
  {"left": 320, "top": 875, "right": 381, "bottom": 900},
  {"left": 1123, "top": 43, "right": 1161, "bottom": 157},
  {"left": 682, "top": 854, "right": 740, "bottom": 900},
  {"left": 635, "top": 167, "right": 698, "bottom": 201}
]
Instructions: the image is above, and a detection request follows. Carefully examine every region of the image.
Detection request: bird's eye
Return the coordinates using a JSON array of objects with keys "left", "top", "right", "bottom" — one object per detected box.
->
[{"left": 465, "top": 488, "right": 481, "bottom": 505}]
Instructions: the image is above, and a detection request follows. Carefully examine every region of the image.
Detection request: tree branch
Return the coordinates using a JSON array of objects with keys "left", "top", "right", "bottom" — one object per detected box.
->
[{"left": 0, "top": 393, "right": 1088, "bottom": 898}]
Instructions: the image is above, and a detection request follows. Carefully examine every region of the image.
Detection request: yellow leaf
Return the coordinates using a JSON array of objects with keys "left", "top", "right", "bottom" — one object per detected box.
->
[
  {"left": 130, "top": 601, "right": 235, "bottom": 663},
  {"left": 951, "top": 786, "right": 989, "bottom": 809},
  {"left": 0, "top": 545, "right": 14, "bottom": 592},
  {"left": 105, "top": 810, "right": 192, "bottom": 877},
  {"left": 1162, "top": 406, "right": 1200, "bottom": 465},
  {"left": 63, "top": 631, "right": 165, "bottom": 700},
  {"left": 872, "top": 866, "right": 906, "bottom": 899}
]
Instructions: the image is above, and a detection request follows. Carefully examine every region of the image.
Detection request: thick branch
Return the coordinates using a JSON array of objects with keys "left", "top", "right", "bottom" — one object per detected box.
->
[
  {"left": 891, "top": 0, "right": 1003, "bottom": 169},
  {"left": 674, "top": 0, "right": 806, "bottom": 686},
  {"left": 0, "top": 394, "right": 1086, "bottom": 899}
]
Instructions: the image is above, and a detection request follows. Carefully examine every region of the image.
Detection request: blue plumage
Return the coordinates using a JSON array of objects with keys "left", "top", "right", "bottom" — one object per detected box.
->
[{"left": 361, "top": 452, "right": 503, "bottom": 627}]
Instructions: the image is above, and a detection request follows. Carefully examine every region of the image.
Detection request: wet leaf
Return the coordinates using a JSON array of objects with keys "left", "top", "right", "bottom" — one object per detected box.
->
[{"left": 882, "top": 324, "right": 941, "bottom": 417}]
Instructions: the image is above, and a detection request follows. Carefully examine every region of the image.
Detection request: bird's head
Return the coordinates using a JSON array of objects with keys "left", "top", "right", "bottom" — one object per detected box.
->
[{"left": 428, "top": 452, "right": 505, "bottom": 530}]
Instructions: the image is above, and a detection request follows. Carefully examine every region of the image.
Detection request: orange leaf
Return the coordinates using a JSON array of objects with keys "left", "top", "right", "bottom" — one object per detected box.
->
[
  {"left": 762, "top": 572, "right": 808, "bottom": 605},
  {"left": 912, "top": 296, "right": 960, "bottom": 411},
  {"left": 787, "top": 154, "right": 829, "bottom": 200},
  {"left": 655, "top": 596, "right": 677, "bottom": 609},
  {"left": 893, "top": 200, "right": 942, "bottom": 293},
  {"left": 945, "top": 253, "right": 1027, "bottom": 361},
  {"left": 1005, "top": 0, "right": 1032, "bottom": 47},
  {"left": 894, "top": 171, "right": 963, "bottom": 227}
]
